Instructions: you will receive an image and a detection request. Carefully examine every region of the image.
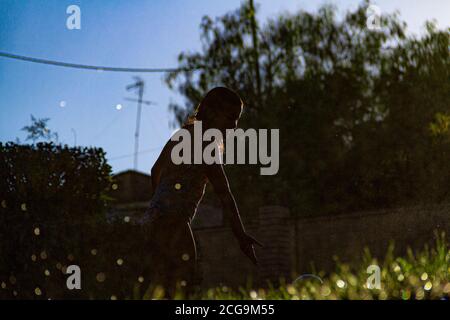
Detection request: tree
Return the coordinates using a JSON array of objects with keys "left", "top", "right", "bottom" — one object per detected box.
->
[
  {"left": 22, "top": 114, "right": 59, "bottom": 143},
  {"left": 166, "top": 1, "right": 450, "bottom": 216}
]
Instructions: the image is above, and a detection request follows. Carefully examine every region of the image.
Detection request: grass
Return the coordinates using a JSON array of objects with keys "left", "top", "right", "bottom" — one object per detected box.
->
[{"left": 148, "top": 234, "right": 449, "bottom": 300}]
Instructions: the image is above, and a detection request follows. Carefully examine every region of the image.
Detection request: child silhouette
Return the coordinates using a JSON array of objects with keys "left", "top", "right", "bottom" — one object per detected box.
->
[{"left": 141, "top": 87, "right": 262, "bottom": 298}]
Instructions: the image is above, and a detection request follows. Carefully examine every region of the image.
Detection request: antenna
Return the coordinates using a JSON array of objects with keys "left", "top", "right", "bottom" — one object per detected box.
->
[
  {"left": 126, "top": 76, "right": 152, "bottom": 171},
  {"left": 123, "top": 97, "right": 155, "bottom": 106}
]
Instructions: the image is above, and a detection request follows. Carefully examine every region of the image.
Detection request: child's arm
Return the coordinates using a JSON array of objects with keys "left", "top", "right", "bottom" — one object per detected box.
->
[{"left": 205, "top": 162, "right": 263, "bottom": 265}]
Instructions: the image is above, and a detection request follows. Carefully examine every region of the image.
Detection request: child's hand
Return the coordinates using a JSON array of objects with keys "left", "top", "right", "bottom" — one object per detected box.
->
[{"left": 237, "top": 232, "right": 263, "bottom": 265}]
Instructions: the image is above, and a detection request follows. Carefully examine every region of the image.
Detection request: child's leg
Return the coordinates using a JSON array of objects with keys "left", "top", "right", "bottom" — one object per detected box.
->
[
  {"left": 143, "top": 215, "right": 197, "bottom": 298},
  {"left": 165, "top": 219, "right": 197, "bottom": 297}
]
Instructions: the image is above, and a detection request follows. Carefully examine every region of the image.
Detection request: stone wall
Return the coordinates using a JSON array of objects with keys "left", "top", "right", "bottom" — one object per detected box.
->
[
  {"left": 192, "top": 206, "right": 295, "bottom": 288},
  {"left": 293, "top": 204, "right": 450, "bottom": 275},
  {"left": 109, "top": 193, "right": 448, "bottom": 288},
  {"left": 193, "top": 204, "right": 449, "bottom": 288},
  {"left": 110, "top": 171, "right": 449, "bottom": 288}
]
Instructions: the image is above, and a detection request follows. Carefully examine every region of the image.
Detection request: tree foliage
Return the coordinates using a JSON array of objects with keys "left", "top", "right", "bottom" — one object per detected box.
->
[
  {"left": 21, "top": 114, "right": 59, "bottom": 143},
  {"left": 0, "top": 143, "right": 153, "bottom": 299},
  {"left": 165, "top": 1, "right": 450, "bottom": 216}
]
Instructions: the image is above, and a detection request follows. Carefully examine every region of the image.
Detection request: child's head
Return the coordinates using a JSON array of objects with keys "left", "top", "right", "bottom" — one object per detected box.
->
[{"left": 191, "top": 87, "right": 243, "bottom": 132}]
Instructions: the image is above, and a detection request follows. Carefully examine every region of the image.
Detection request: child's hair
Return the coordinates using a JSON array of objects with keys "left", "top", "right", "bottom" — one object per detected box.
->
[{"left": 185, "top": 87, "right": 243, "bottom": 125}]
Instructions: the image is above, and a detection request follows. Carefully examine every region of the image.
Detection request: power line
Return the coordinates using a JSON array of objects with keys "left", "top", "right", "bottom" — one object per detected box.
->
[
  {"left": 1, "top": 51, "right": 174, "bottom": 163},
  {"left": 91, "top": 112, "right": 123, "bottom": 141},
  {"left": 0, "top": 51, "right": 195, "bottom": 73},
  {"left": 109, "top": 146, "right": 163, "bottom": 161},
  {"left": 145, "top": 107, "right": 163, "bottom": 142}
]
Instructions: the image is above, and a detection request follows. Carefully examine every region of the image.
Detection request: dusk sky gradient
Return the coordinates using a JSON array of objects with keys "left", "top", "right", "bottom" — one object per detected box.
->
[{"left": 0, "top": 0, "right": 448, "bottom": 174}]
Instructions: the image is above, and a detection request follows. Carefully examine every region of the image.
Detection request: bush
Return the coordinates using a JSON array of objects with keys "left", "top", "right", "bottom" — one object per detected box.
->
[{"left": 0, "top": 143, "right": 151, "bottom": 299}]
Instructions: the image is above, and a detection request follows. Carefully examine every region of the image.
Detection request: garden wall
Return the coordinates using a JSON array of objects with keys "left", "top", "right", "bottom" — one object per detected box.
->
[
  {"left": 110, "top": 171, "right": 449, "bottom": 288},
  {"left": 192, "top": 204, "right": 449, "bottom": 288}
]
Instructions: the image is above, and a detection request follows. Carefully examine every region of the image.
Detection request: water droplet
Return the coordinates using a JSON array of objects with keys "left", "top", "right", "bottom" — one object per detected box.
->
[
  {"left": 336, "top": 279, "right": 346, "bottom": 288},
  {"left": 96, "top": 273, "right": 106, "bottom": 282},
  {"left": 181, "top": 253, "right": 190, "bottom": 261}
]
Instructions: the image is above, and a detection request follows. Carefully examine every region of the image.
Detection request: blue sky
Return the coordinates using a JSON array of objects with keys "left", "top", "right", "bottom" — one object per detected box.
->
[{"left": 0, "top": 0, "right": 449, "bottom": 174}]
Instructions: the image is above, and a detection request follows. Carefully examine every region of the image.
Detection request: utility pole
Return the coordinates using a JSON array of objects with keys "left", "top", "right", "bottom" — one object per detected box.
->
[
  {"left": 71, "top": 128, "right": 77, "bottom": 146},
  {"left": 126, "top": 77, "right": 154, "bottom": 171}
]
